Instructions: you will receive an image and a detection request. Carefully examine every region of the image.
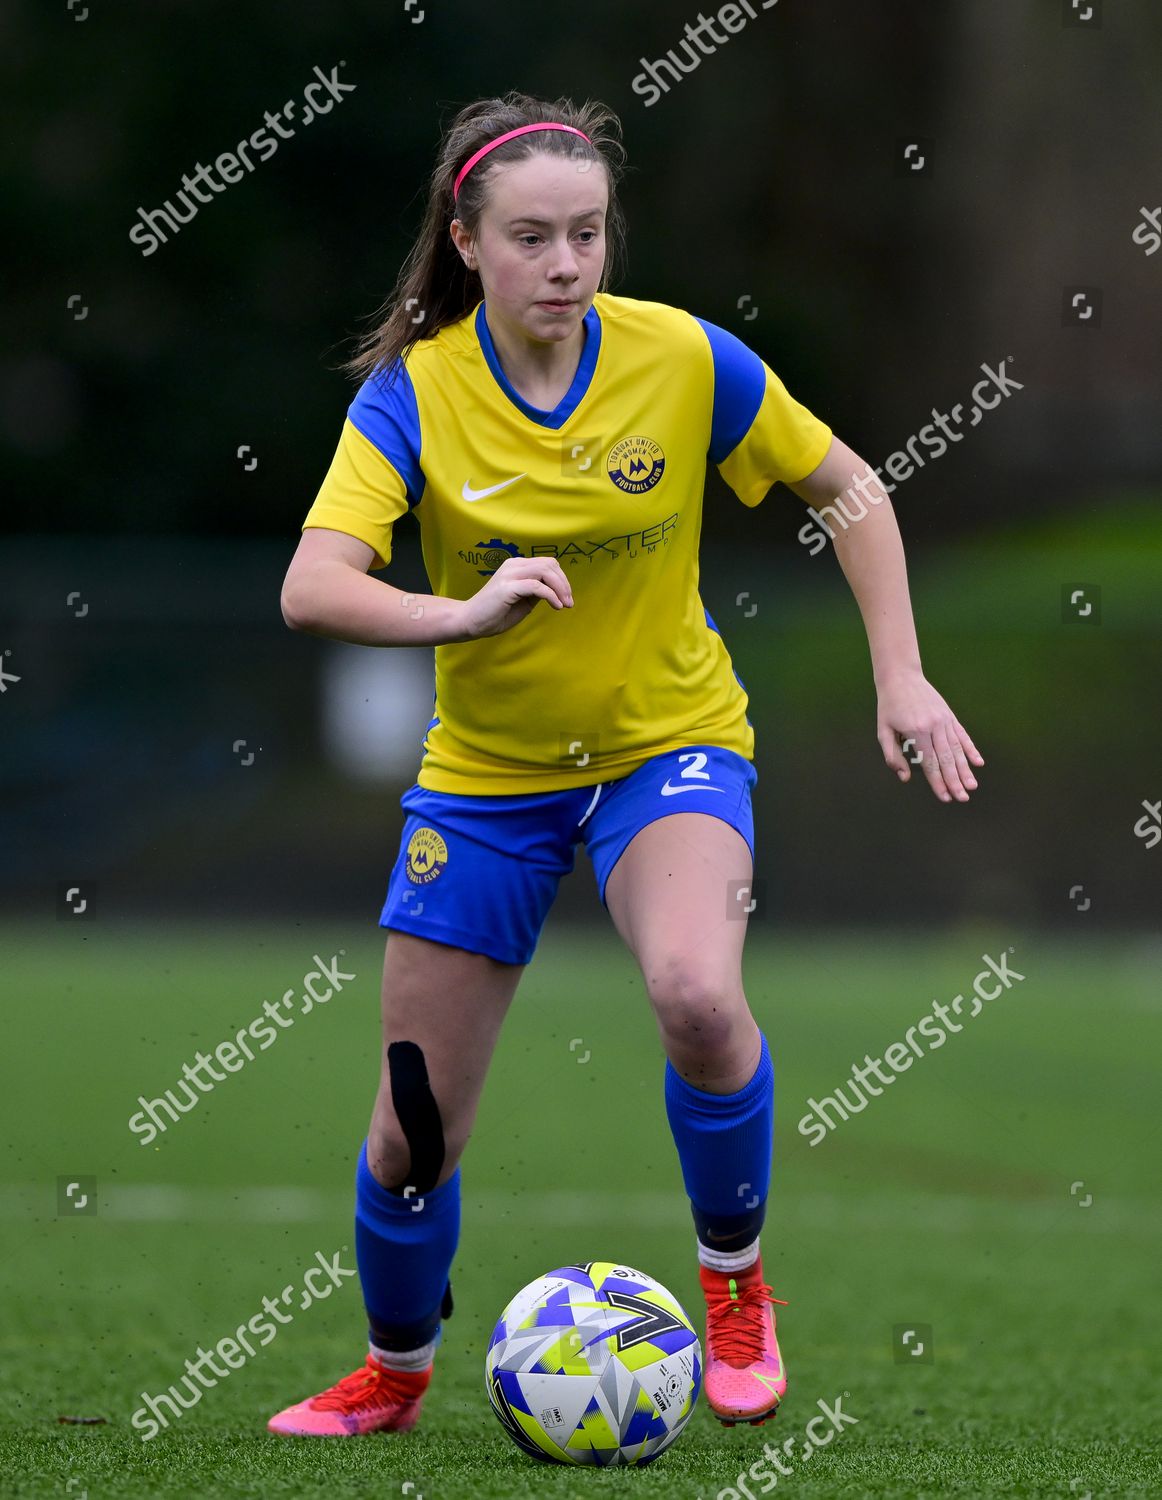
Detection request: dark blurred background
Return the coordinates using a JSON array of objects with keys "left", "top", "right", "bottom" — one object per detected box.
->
[{"left": 3, "top": 0, "right": 1159, "bottom": 929}]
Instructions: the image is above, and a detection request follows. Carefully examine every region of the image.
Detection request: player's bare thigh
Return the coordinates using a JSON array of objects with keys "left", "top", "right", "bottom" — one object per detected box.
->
[
  {"left": 367, "top": 930, "right": 525, "bottom": 1189},
  {"left": 604, "top": 812, "right": 760, "bottom": 1091}
]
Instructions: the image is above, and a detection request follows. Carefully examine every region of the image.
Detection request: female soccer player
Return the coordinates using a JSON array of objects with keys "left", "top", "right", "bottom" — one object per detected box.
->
[{"left": 269, "top": 91, "right": 983, "bottom": 1439}]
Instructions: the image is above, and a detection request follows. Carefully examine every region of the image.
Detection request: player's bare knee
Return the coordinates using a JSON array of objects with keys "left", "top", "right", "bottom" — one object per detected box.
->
[
  {"left": 367, "top": 1039, "right": 458, "bottom": 1197},
  {"left": 365, "top": 1110, "right": 413, "bottom": 1191},
  {"left": 366, "top": 1114, "right": 467, "bottom": 1194},
  {"left": 649, "top": 970, "right": 742, "bottom": 1060}
]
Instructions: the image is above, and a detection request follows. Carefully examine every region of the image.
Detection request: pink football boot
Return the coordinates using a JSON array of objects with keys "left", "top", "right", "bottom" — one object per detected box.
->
[
  {"left": 267, "top": 1354, "right": 432, "bottom": 1436},
  {"left": 700, "top": 1258, "right": 788, "bottom": 1426}
]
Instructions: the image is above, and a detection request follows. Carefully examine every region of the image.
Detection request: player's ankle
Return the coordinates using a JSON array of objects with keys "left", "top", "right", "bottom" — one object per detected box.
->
[
  {"left": 369, "top": 1339, "right": 436, "bottom": 1372},
  {"left": 698, "top": 1236, "right": 760, "bottom": 1273}
]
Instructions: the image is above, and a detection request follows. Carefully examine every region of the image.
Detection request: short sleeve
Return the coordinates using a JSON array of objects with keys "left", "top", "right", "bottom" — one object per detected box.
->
[
  {"left": 301, "top": 361, "right": 425, "bottom": 571},
  {"left": 695, "top": 317, "right": 832, "bottom": 507}
]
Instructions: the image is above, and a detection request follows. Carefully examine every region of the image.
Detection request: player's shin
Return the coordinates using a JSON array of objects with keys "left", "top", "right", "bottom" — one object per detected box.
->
[
  {"left": 664, "top": 1031, "right": 773, "bottom": 1264},
  {"left": 354, "top": 1138, "right": 460, "bottom": 1368},
  {"left": 665, "top": 1034, "right": 786, "bottom": 1421}
]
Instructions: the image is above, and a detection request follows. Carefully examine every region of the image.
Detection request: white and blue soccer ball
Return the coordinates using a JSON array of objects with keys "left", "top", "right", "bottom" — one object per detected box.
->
[{"left": 485, "top": 1261, "right": 701, "bottom": 1466}]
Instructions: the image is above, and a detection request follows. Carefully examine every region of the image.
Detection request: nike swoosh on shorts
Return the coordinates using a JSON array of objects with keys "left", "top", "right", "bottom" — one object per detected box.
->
[{"left": 660, "top": 782, "right": 728, "bottom": 796}]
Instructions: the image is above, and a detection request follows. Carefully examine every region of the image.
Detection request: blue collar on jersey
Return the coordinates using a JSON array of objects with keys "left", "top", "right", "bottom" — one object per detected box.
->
[{"left": 475, "top": 300, "right": 602, "bottom": 430}]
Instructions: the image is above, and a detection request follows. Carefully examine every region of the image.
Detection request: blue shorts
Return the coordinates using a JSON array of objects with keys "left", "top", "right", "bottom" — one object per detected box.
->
[{"left": 379, "top": 745, "right": 758, "bottom": 966}]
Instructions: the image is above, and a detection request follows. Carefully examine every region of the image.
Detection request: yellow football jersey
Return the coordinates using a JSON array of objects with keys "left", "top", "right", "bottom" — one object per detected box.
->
[{"left": 302, "top": 292, "right": 831, "bottom": 794}]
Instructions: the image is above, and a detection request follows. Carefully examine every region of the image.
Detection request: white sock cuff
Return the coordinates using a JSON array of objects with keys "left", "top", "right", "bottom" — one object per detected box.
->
[
  {"left": 697, "top": 1235, "right": 760, "bottom": 1273},
  {"left": 369, "top": 1338, "right": 436, "bottom": 1371}
]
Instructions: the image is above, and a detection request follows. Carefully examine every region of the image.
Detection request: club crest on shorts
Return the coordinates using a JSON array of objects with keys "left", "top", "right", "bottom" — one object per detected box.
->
[
  {"left": 405, "top": 826, "right": 448, "bottom": 883},
  {"left": 607, "top": 435, "right": 665, "bottom": 494}
]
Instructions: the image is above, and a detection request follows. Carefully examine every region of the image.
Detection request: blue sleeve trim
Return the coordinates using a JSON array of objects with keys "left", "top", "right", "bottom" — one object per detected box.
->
[
  {"left": 347, "top": 360, "right": 425, "bottom": 507},
  {"left": 704, "top": 604, "right": 747, "bottom": 693},
  {"left": 694, "top": 317, "right": 767, "bottom": 466}
]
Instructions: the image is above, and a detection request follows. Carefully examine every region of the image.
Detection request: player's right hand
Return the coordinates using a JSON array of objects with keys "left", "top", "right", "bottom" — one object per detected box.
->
[{"left": 459, "top": 556, "right": 574, "bottom": 639}]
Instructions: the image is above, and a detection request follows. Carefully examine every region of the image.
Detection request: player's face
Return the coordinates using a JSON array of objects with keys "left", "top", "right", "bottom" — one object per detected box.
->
[{"left": 457, "top": 153, "right": 608, "bottom": 344}]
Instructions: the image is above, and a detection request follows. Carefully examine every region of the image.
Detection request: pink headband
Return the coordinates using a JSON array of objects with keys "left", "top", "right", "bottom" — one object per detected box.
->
[{"left": 453, "top": 122, "right": 592, "bottom": 201}]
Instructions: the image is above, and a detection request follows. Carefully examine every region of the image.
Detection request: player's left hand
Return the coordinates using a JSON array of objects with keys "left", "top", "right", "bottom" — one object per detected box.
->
[{"left": 875, "top": 668, "right": 984, "bottom": 802}]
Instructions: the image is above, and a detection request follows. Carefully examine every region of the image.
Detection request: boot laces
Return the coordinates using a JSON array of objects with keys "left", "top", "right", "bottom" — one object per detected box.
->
[
  {"left": 708, "top": 1281, "right": 788, "bottom": 1368},
  {"left": 312, "top": 1359, "right": 393, "bottom": 1412}
]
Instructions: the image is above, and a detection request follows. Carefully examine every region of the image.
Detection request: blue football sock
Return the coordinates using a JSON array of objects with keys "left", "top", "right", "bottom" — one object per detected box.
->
[
  {"left": 664, "top": 1032, "right": 773, "bottom": 1251},
  {"left": 354, "top": 1138, "right": 460, "bottom": 1352}
]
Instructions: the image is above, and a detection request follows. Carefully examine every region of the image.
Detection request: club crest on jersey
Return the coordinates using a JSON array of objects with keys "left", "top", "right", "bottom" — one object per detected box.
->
[
  {"left": 405, "top": 827, "right": 448, "bottom": 884},
  {"left": 607, "top": 435, "right": 665, "bottom": 494}
]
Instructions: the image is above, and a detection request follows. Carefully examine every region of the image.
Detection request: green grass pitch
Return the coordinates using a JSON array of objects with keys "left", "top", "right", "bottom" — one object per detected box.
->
[{"left": 2, "top": 921, "right": 1159, "bottom": 1497}]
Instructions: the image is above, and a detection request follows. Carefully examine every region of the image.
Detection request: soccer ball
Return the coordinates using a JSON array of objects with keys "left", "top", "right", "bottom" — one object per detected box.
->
[{"left": 485, "top": 1261, "right": 701, "bottom": 1466}]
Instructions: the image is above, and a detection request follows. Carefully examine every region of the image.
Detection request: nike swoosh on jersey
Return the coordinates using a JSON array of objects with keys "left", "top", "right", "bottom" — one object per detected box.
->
[
  {"left": 660, "top": 781, "right": 728, "bottom": 796},
  {"left": 461, "top": 474, "right": 527, "bottom": 502}
]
